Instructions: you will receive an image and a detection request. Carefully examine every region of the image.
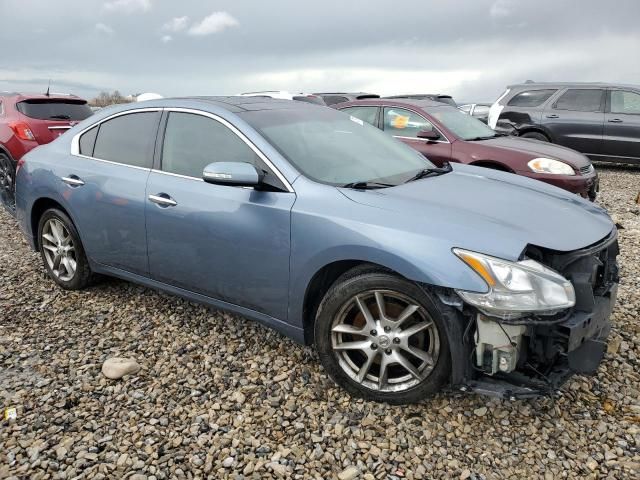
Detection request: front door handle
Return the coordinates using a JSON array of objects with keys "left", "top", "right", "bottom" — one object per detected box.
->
[
  {"left": 61, "top": 175, "right": 85, "bottom": 187},
  {"left": 148, "top": 193, "right": 177, "bottom": 207},
  {"left": 608, "top": 118, "right": 623, "bottom": 123},
  {"left": 545, "top": 114, "right": 559, "bottom": 119}
]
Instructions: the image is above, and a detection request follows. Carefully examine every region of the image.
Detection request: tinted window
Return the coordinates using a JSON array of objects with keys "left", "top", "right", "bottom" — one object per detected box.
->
[
  {"left": 611, "top": 90, "right": 640, "bottom": 114},
  {"left": 292, "top": 95, "right": 325, "bottom": 105},
  {"left": 93, "top": 112, "right": 159, "bottom": 168},
  {"left": 436, "top": 96, "right": 457, "bottom": 106},
  {"left": 341, "top": 106, "right": 378, "bottom": 126},
  {"left": 507, "top": 89, "right": 557, "bottom": 107},
  {"left": 79, "top": 126, "right": 98, "bottom": 156},
  {"left": 322, "top": 96, "right": 349, "bottom": 105},
  {"left": 16, "top": 100, "right": 93, "bottom": 121},
  {"left": 383, "top": 107, "right": 434, "bottom": 138},
  {"left": 162, "top": 112, "right": 263, "bottom": 179},
  {"left": 240, "top": 107, "right": 433, "bottom": 187},
  {"left": 554, "top": 89, "right": 604, "bottom": 112}
]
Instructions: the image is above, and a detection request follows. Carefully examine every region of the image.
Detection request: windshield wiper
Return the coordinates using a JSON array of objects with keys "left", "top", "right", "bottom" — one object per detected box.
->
[
  {"left": 49, "top": 114, "right": 71, "bottom": 120},
  {"left": 466, "top": 135, "right": 496, "bottom": 141},
  {"left": 404, "top": 162, "right": 452, "bottom": 183},
  {"left": 341, "top": 181, "right": 395, "bottom": 190}
]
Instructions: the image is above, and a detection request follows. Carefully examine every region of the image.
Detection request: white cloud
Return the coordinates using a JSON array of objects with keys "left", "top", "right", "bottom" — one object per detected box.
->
[
  {"left": 188, "top": 12, "right": 239, "bottom": 36},
  {"left": 95, "top": 23, "right": 114, "bottom": 35},
  {"left": 490, "top": 0, "right": 514, "bottom": 18},
  {"left": 162, "top": 16, "right": 189, "bottom": 32},
  {"left": 104, "top": 0, "right": 151, "bottom": 14},
  {"left": 161, "top": 35, "right": 172, "bottom": 43}
]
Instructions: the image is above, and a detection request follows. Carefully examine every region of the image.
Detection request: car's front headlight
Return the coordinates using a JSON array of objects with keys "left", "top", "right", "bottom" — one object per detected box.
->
[
  {"left": 527, "top": 158, "right": 575, "bottom": 175},
  {"left": 453, "top": 248, "right": 575, "bottom": 319}
]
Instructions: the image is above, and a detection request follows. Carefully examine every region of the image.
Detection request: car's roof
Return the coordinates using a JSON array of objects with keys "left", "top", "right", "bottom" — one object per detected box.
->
[
  {"left": 385, "top": 93, "right": 453, "bottom": 99},
  {"left": 314, "top": 92, "right": 379, "bottom": 97},
  {"left": 126, "top": 95, "right": 321, "bottom": 113},
  {"left": 0, "top": 92, "right": 85, "bottom": 102},
  {"left": 337, "top": 98, "right": 450, "bottom": 109},
  {"left": 507, "top": 82, "right": 640, "bottom": 90}
]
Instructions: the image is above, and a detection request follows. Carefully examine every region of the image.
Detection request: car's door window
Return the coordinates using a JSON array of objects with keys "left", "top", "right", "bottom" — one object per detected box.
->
[
  {"left": 507, "top": 89, "right": 557, "bottom": 107},
  {"left": 383, "top": 107, "right": 434, "bottom": 138},
  {"left": 79, "top": 126, "right": 98, "bottom": 156},
  {"left": 610, "top": 90, "right": 640, "bottom": 114},
  {"left": 161, "top": 112, "right": 286, "bottom": 190},
  {"left": 554, "top": 89, "right": 604, "bottom": 112},
  {"left": 93, "top": 112, "right": 160, "bottom": 168},
  {"left": 341, "top": 106, "right": 378, "bottom": 126}
]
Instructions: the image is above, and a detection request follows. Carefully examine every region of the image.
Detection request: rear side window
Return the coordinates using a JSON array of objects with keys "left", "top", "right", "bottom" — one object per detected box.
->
[
  {"left": 322, "top": 96, "right": 349, "bottom": 106},
  {"left": 79, "top": 126, "right": 98, "bottom": 156},
  {"left": 383, "top": 107, "right": 434, "bottom": 138},
  {"left": 507, "top": 89, "right": 557, "bottom": 107},
  {"left": 341, "top": 106, "right": 378, "bottom": 126},
  {"left": 610, "top": 90, "right": 640, "bottom": 114},
  {"left": 554, "top": 89, "right": 604, "bottom": 112},
  {"left": 162, "top": 112, "right": 260, "bottom": 178},
  {"left": 436, "top": 96, "right": 457, "bottom": 106},
  {"left": 16, "top": 100, "right": 93, "bottom": 121},
  {"left": 93, "top": 112, "right": 160, "bottom": 168}
]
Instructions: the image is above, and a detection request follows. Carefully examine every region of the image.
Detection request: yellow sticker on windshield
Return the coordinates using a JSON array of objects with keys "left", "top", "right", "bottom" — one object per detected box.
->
[{"left": 392, "top": 115, "right": 409, "bottom": 129}]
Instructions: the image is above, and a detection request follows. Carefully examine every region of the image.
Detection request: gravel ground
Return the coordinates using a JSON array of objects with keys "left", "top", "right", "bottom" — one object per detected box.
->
[{"left": 1, "top": 166, "right": 639, "bottom": 480}]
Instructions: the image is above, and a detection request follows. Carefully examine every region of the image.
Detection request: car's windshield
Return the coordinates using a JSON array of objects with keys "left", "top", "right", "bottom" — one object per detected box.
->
[
  {"left": 239, "top": 107, "right": 435, "bottom": 186},
  {"left": 429, "top": 107, "right": 496, "bottom": 140}
]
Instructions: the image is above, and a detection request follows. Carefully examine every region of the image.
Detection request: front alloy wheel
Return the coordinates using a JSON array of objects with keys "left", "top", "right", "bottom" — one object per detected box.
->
[{"left": 315, "top": 267, "right": 451, "bottom": 404}]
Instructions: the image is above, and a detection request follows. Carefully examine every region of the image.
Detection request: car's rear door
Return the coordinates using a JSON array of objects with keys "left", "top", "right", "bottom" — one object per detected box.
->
[
  {"left": 66, "top": 109, "right": 161, "bottom": 275},
  {"left": 381, "top": 106, "right": 452, "bottom": 166},
  {"left": 541, "top": 88, "right": 605, "bottom": 156},
  {"left": 602, "top": 88, "right": 640, "bottom": 164},
  {"left": 145, "top": 109, "right": 295, "bottom": 320}
]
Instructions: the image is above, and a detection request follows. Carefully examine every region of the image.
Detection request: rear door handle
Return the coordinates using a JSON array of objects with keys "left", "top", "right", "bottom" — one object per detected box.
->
[
  {"left": 545, "top": 114, "right": 559, "bottom": 119},
  {"left": 148, "top": 193, "right": 177, "bottom": 207},
  {"left": 61, "top": 175, "right": 85, "bottom": 187},
  {"left": 608, "top": 118, "right": 623, "bottom": 123}
]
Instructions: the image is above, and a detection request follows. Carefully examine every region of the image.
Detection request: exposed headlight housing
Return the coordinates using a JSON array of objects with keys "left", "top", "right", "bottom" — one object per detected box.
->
[
  {"left": 527, "top": 157, "right": 575, "bottom": 175},
  {"left": 453, "top": 248, "right": 575, "bottom": 319}
]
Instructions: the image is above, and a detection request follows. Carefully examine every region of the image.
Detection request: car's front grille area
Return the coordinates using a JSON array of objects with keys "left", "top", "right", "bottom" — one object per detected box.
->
[{"left": 579, "top": 164, "right": 595, "bottom": 175}]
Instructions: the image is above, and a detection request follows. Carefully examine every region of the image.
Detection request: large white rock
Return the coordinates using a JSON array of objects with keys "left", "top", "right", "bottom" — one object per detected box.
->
[{"left": 102, "top": 357, "right": 140, "bottom": 380}]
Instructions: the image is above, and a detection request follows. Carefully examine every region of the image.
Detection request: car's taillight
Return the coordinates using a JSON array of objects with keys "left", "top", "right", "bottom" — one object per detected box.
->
[
  {"left": 15, "top": 157, "right": 26, "bottom": 175},
  {"left": 9, "top": 122, "right": 36, "bottom": 141}
]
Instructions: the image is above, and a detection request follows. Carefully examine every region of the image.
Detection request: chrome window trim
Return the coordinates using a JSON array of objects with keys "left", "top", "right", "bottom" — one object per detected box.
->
[
  {"left": 48, "top": 126, "right": 72, "bottom": 130},
  {"left": 382, "top": 105, "right": 451, "bottom": 143},
  {"left": 164, "top": 107, "right": 294, "bottom": 193},
  {"left": 150, "top": 168, "right": 203, "bottom": 182},
  {"left": 70, "top": 107, "right": 162, "bottom": 171}
]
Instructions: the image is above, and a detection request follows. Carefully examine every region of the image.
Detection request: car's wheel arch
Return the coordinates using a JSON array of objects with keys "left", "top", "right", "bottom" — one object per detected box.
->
[
  {"left": 30, "top": 197, "right": 77, "bottom": 249},
  {"left": 469, "top": 160, "right": 514, "bottom": 173},
  {"left": 518, "top": 127, "right": 553, "bottom": 142}
]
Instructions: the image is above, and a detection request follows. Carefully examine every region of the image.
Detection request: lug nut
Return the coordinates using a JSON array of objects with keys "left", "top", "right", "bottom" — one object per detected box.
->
[
  {"left": 370, "top": 329, "right": 377, "bottom": 336},
  {"left": 385, "top": 349, "right": 391, "bottom": 355},
  {"left": 371, "top": 344, "right": 378, "bottom": 350},
  {"left": 384, "top": 326, "right": 391, "bottom": 333},
  {"left": 393, "top": 337, "right": 400, "bottom": 344}
]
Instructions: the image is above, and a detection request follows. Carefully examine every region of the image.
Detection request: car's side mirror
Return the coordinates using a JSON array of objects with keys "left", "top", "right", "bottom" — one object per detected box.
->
[
  {"left": 202, "top": 162, "right": 262, "bottom": 187},
  {"left": 417, "top": 129, "right": 440, "bottom": 141}
]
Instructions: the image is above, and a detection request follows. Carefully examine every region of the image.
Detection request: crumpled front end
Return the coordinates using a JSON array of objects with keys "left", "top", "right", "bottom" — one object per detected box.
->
[{"left": 461, "top": 230, "right": 619, "bottom": 399}]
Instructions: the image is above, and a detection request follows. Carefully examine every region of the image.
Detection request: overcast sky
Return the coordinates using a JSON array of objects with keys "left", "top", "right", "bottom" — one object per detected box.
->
[{"left": 1, "top": 0, "right": 639, "bottom": 102}]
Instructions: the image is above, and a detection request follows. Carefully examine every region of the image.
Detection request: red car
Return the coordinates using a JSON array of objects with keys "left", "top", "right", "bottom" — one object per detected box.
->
[
  {"left": 0, "top": 92, "right": 93, "bottom": 206},
  {"left": 335, "top": 99, "right": 598, "bottom": 200}
]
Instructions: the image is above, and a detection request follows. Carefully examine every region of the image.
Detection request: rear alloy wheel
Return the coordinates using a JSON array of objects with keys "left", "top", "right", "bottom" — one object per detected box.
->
[
  {"left": 315, "top": 268, "right": 451, "bottom": 404},
  {"left": 0, "top": 153, "right": 15, "bottom": 208},
  {"left": 38, "top": 208, "right": 93, "bottom": 290}
]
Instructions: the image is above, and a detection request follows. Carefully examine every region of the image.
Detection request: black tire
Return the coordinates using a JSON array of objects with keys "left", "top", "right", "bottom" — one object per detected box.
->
[
  {"left": 314, "top": 266, "right": 452, "bottom": 404},
  {"left": 37, "top": 208, "right": 93, "bottom": 290},
  {"left": 520, "top": 131, "right": 550, "bottom": 142},
  {"left": 0, "top": 152, "right": 15, "bottom": 208}
]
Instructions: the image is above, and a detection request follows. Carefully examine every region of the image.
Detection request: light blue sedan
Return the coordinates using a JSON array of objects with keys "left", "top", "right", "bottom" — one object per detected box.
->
[{"left": 15, "top": 97, "right": 619, "bottom": 403}]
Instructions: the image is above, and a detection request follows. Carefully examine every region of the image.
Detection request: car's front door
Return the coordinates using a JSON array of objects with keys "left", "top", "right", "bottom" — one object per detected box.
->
[
  {"left": 602, "top": 89, "right": 640, "bottom": 163},
  {"left": 541, "top": 88, "right": 605, "bottom": 157},
  {"left": 66, "top": 109, "right": 161, "bottom": 275},
  {"left": 145, "top": 110, "right": 295, "bottom": 320},
  {"left": 381, "top": 106, "right": 452, "bottom": 166}
]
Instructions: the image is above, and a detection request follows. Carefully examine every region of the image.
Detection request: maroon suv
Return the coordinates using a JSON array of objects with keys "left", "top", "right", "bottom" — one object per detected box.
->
[
  {"left": 0, "top": 92, "right": 93, "bottom": 205},
  {"left": 335, "top": 99, "right": 598, "bottom": 200}
]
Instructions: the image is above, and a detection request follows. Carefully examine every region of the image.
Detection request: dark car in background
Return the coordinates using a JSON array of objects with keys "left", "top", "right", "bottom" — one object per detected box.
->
[
  {"left": 459, "top": 103, "right": 491, "bottom": 123},
  {"left": 385, "top": 94, "right": 457, "bottom": 106},
  {"left": 0, "top": 92, "right": 93, "bottom": 206},
  {"left": 488, "top": 82, "right": 640, "bottom": 165},
  {"left": 335, "top": 98, "right": 598, "bottom": 199},
  {"left": 314, "top": 92, "right": 380, "bottom": 106}
]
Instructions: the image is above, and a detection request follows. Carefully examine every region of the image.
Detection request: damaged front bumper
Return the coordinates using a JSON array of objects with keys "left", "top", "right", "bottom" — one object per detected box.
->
[{"left": 459, "top": 230, "right": 619, "bottom": 399}]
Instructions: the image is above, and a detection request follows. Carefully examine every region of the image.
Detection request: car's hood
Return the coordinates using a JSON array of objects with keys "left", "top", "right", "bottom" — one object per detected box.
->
[
  {"left": 340, "top": 164, "right": 613, "bottom": 260},
  {"left": 476, "top": 136, "right": 592, "bottom": 168}
]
